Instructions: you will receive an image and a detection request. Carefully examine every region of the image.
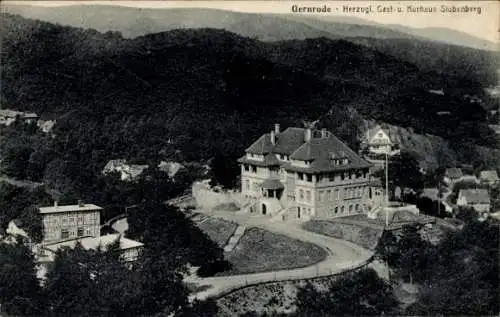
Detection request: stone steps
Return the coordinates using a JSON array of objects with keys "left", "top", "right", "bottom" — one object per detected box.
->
[{"left": 223, "top": 225, "right": 247, "bottom": 252}]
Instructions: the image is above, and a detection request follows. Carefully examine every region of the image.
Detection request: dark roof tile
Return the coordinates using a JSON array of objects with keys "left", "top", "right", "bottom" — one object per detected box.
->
[{"left": 243, "top": 126, "right": 372, "bottom": 172}]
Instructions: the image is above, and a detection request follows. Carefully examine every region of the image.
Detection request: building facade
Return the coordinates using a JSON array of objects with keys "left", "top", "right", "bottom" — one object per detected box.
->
[
  {"left": 457, "top": 189, "right": 491, "bottom": 214},
  {"left": 479, "top": 170, "right": 499, "bottom": 186},
  {"left": 363, "top": 125, "right": 400, "bottom": 157},
  {"left": 35, "top": 234, "right": 143, "bottom": 281},
  {"left": 39, "top": 201, "right": 101, "bottom": 243},
  {"left": 443, "top": 168, "right": 464, "bottom": 185},
  {"left": 238, "top": 124, "right": 374, "bottom": 220}
]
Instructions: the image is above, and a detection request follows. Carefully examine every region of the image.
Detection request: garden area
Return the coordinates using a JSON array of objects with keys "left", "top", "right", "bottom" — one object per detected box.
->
[
  {"left": 192, "top": 214, "right": 238, "bottom": 247},
  {"left": 218, "top": 228, "right": 328, "bottom": 276},
  {"left": 302, "top": 219, "right": 383, "bottom": 250}
]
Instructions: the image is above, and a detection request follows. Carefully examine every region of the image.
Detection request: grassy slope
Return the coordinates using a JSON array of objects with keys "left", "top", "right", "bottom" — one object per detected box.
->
[
  {"left": 194, "top": 216, "right": 238, "bottom": 247},
  {"left": 218, "top": 227, "right": 327, "bottom": 276},
  {"left": 303, "top": 220, "right": 383, "bottom": 250}
]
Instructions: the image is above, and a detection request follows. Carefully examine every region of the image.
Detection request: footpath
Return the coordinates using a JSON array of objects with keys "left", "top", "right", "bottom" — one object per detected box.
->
[{"left": 186, "top": 209, "right": 374, "bottom": 301}]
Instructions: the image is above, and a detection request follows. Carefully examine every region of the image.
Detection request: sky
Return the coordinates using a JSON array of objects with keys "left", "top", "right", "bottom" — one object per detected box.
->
[{"left": 3, "top": 1, "right": 499, "bottom": 43}]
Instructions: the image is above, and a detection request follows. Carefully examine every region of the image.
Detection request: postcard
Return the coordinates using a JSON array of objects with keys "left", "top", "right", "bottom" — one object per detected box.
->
[{"left": 0, "top": 1, "right": 499, "bottom": 317}]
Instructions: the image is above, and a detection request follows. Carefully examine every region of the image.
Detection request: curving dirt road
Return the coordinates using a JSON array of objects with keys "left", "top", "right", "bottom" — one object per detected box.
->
[{"left": 186, "top": 209, "right": 374, "bottom": 301}]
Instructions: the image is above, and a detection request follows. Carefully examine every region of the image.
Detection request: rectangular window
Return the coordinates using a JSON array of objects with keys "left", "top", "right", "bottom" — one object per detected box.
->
[
  {"left": 244, "top": 164, "right": 249, "bottom": 172},
  {"left": 298, "top": 173, "right": 304, "bottom": 181},
  {"left": 306, "top": 191, "right": 311, "bottom": 202},
  {"left": 61, "top": 229, "right": 69, "bottom": 239},
  {"left": 299, "top": 189, "right": 304, "bottom": 201},
  {"left": 329, "top": 173, "right": 335, "bottom": 182},
  {"left": 307, "top": 174, "right": 313, "bottom": 182},
  {"left": 341, "top": 173, "right": 345, "bottom": 180},
  {"left": 318, "top": 190, "right": 324, "bottom": 202},
  {"left": 251, "top": 166, "right": 257, "bottom": 173},
  {"left": 77, "top": 227, "right": 84, "bottom": 237}
]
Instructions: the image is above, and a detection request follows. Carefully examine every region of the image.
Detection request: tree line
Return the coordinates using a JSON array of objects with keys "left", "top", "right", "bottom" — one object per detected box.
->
[{"left": 0, "top": 201, "right": 225, "bottom": 317}]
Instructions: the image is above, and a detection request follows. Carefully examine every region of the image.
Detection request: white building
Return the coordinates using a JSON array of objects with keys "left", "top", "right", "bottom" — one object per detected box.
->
[
  {"left": 479, "top": 170, "right": 499, "bottom": 186},
  {"left": 457, "top": 189, "right": 491, "bottom": 214},
  {"left": 37, "top": 119, "right": 56, "bottom": 133},
  {"left": 158, "top": 161, "right": 185, "bottom": 178},
  {"left": 39, "top": 201, "right": 101, "bottom": 243},
  {"left": 363, "top": 125, "right": 400, "bottom": 157},
  {"left": 238, "top": 124, "right": 374, "bottom": 220},
  {"left": 6, "top": 219, "right": 29, "bottom": 239},
  {"left": 0, "top": 109, "right": 38, "bottom": 126},
  {"left": 443, "top": 168, "right": 464, "bottom": 185},
  {"left": 35, "top": 234, "right": 144, "bottom": 280},
  {"left": 102, "top": 159, "right": 149, "bottom": 181}
]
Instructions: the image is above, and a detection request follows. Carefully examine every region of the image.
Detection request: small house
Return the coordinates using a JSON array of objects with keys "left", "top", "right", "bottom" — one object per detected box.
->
[
  {"left": 457, "top": 189, "right": 491, "bottom": 214},
  {"left": 479, "top": 170, "right": 499, "bottom": 186},
  {"left": 102, "top": 159, "right": 149, "bottom": 181},
  {"left": 364, "top": 124, "right": 399, "bottom": 157},
  {"left": 443, "top": 168, "right": 464, "bottom": 185}
]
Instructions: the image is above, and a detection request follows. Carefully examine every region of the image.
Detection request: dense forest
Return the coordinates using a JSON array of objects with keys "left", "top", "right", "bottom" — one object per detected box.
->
[{"left": 1, "top": 13, "right": 499, "bottom": 200}]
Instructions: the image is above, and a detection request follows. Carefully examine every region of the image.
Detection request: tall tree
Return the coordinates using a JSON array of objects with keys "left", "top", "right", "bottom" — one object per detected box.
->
[
  {"left": 407, "top": 219, "right": 499, "bottom": 316},
  {"left": 0, "top": 240, "right": 45, "bottom": 316},
  {"left": 374, "top": 151, "right": 424, "bottom": 198},
  {"left": 374, "top": 230, "right": 398, "bottom": 279},
  {"left": 295, "top": 269, "right": 399, "bottom": 317},
  {"left": 396, "top": 224, "right": 428, "bottom": 284}
]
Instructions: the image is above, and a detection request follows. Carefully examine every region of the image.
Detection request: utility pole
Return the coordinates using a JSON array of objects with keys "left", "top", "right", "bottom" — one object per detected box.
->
[
  {"left": 385, "top": 149, "right": 389, "bottom": 227},
  {"left": 437, "top": 181, "right": 441, "bottom": 217}
]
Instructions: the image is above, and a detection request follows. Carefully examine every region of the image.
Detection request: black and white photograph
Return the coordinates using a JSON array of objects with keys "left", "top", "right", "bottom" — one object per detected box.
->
[{"left": 0, "top": 1, "right": 499, "bottom": 316}]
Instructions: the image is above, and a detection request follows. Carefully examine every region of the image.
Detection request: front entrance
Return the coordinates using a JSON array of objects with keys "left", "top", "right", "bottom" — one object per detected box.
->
[
  {"left": 297, "top": 207, "right": 301, "bottom": 219},
  {"left": 262, "top": 203, "right": 267, "bottom": 215}
]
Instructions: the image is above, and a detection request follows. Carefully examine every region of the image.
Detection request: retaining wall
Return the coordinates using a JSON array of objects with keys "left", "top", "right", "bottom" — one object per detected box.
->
[{"left": 192, "top": 182, "right": 245, "bottom": 210}]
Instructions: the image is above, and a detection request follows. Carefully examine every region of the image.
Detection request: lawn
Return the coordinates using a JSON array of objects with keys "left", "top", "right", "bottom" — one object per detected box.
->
[
  {"left": 218, "top": 227, "right": 327, "bottom": 276},
  {"left": 194, "top": 215, "right": 238, "bottom": 247},
  {"left": 303, "top": 220, "right": 383, "bottom": 250}
]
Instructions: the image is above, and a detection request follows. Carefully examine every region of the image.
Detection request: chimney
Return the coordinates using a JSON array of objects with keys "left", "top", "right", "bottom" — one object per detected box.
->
[
  {"left": 78, "top": 200, "right": 84, "bottom": 207},
  {"left": 270, "top": 130, "right": 276, "bottom": 145},
  {"left": 305, "top": 128, "right": 312, "bottom": 143},
  {"left": 274, "top": 123, "right": 280, "bottom": 134},
  {"left": 321, "top": 128, "right": 327, "bottom": 138}
]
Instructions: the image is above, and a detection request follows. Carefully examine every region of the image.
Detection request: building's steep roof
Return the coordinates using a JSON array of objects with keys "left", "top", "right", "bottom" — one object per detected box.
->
[
  {"left": 260, "top": 179, "right": 284, "bottom": 189},
  {"left": 459, "top": 189, "right": 490, "bottom": 204},
  {"left": 445, "top": 168, "right": 463, "bottom": 179},
  {"left": 366, "top": 124, "right": 394, "bottom": 143},
  {"left": 39, "top": 203, "right": 103, "bottom": 214},
  {"left": 43, "top": 234, "right": 144, "bottom": 253},
  {"left": 289, "top": 133, "right": 372, "bottom": 172},
  {"left": 243, "top": 126, "right": 371, "bottom": 172},
  {"left": 273, "top": 128, "right": 309, "bottom": 154},
  {"left": 237, "top": 153, "right": 281, "bottom": 167},
  {"left": 245, "top": 127, "right": 306, "bottom": 155},
  {"left": 245, "top": 134, "right": 275, "bottom": 155},
  {"left": 479, "top": 170, "right": 499, "bottom": 182}
]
